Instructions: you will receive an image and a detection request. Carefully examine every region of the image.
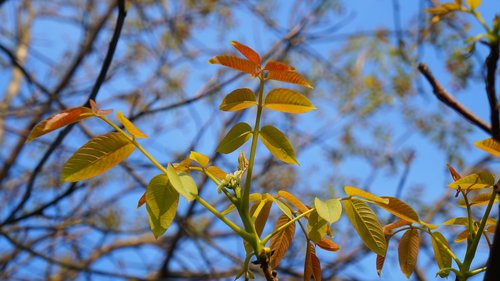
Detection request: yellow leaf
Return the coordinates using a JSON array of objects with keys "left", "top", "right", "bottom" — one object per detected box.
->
[
  {"left": 166, "top": 164, "right": 198, "bottom": 201},
  {"left": 264, "top": 88, "right": 316, "bottom": 114},
  {"left": 314, "top": 197, "right": 342, "bottom": 224},
  {"left": 466, "top": 0, "right": 482, "bottom": 9},
  {"left": 209, "top": 55, "right": 258, "bottom": 75},
  {"left": 259, "top": 125, "right": 299, "bottom": 165},
  {"left": 383, "top": 219, "right": 411, "bottom": 234},
  {"left": 431, "top": 232, "right": 452, "bottom": 277},
  {"left": 231, "top": 41, "right": 261, "bottom": 65},
  {"left": 454, "top": 229, "right": 469, "bottom": 243},
  {"left": 474, "top": 138, "right": 500, "bottom": 157},
  {"left": 27, "top": 107, "right": 94, "bottom": 143},
  {"left": 278, "top": 190, "right": 309, "bottom": 214},
  {"left": 343, "top": 199, "right": 386, "bottom": 256},
  {"left": 307, "top": 210, "right": 329, "bottom": 243},
  {"left": 189, "top": 151, "right": 209, "bottom": 167},
  {"left": 344, "top": 186, "right": 389, "bottom": 204},
  {"left": 443, "top": 217, "right": 469, "bottom": 226},
  {"left": 216, "top": 122, "right": 252, "bottom": 154},
  {"left": 250, "top": 198, "right": 272, "bottom": 236},
  {"left": 448, "top": 171, "right": 495, "bottom": 190},
  {"left": 269, "top": 214, "right": 296, "bottom": 268},
  {"left": 116, "top": 111, "right": 148, "bottom": 138},
  {"left": 316, "top": 237, "right": 340, "bottom": 252},
  {"left": 267, "top": 70, "right": 313, "bottom": 88},
  {"left": 376, "top": 197, "right": 420, "bottom": 224},
  {"left": 206, "top": 166, "right": 227, "bottom": 181},
  {"left": 146, "top": 174, "right": 179, "bottom": 239},
  {"left": 61, "top": 132, "right": 134, "bottom": 182},
  {"left": 398, "top": 228, "right": 420, "bottom": 278},
  {"left": 219, "top": 88, "right": 257, "bottom": 111}
]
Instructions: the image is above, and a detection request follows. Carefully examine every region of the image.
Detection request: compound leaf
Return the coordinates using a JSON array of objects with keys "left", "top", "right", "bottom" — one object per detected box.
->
[
  {"left": 259, "top": 125, "right": 298, "bottom": 165},
  {"left": 61, "top": 132, "right": 134, "bottom": 182}
]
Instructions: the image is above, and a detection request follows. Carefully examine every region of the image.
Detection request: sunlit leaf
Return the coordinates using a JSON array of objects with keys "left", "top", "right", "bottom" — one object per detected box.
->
[
  {"left": 216, "top": 122, "right": 253, "bottom": 154},
  {"left": 454, "top": 229, "right": 469, "bottom": 243},
  {"left": 383, "top": 219, "right": 411, "bottom": 234},
  {"left": 267, "top": 70, "right": 313, "bottom": 88},
  {"left": 137, "top": 192, "right": 146, "bottom": 208},
  {"left": 443, "top": 217, "right": 469, "bottom": 226},
  {"left": 189, "top": 151, "right": 209, "bottom": 167},
  {"left": 117, "top": 111, "right": 148, "bottom": 138},
  {"left": 231, "top": 41, "right": 261, "bottom": 65},
  {"left": 466, "top": 0, "right": 482, "bottom": 9},
  {"left": 398, "top": 228, "right": 420, "bottom": 278},
  {"left": 264, "top": 88, "right": 316, "bottom": 114},
  {"left": 272, "top": 197, "right": 293, "bottom": 219},
  {"left": 343, "top": 199, "right": 386, "bottom": 256},
  {"left": 259, "top": 125, "right": 298, "bottom": 165},
  {"left": 278, "top": 190, "right": 309, "bottom": 214},
  {"left": 27, "top": 107, "right": 94, "bottom": 143},
  {"left": 431, "top": 232, "right": 452, "bottom": 278},
  {"left": 206, "top": 166, "right": 227, "bottom": 181},
  {"left": 89, "top": 99, "right": 113, "bottom": 116},
  {"left": 269, "top": 214, "right": 296, "bottom": 269},
  {"left": 219, "top": 88, "right": 257, "bottom": 111},
  {"left": 474, "top": 138, "right": 500, "bottom": 157},
  {"left": 448, "top": 171, "right": 495, "bottom": 190},
  {"left": 175, "top": 157, "right": 191, "bottom": 172},
  {"left": 376, "top": 253, "right": 386, "bottom": 277},
  {"left": 61, "top": 132, "right": 135, "bottom": 182},
  {"left": 166, "top": 164, "right": 197, "bottom": 201},
  {"left": 146, "top": 174, "right": 179, "bottom": 239},
  {"left": 469, "top": 192, "right": 498, "bottom": 206},
  {"left": 304, "top": 242, "right": 321, "bottom": 281},
  {"left": 344, "top": 186, "right": 389, "bottom": 204},
  {"left": 307, "top": 210, "right": 329, "bottom": 243},
  {"left": 264, "top": 60, "right": 296, "bottom": 72},
  {"left": 375, "top": 196, "right": 420, "bottom": 224},
  {"left": 209, "top": 55, "right": 258, "bottom": 75},
  {"left": 447, "top": 164, "right": 462, "bottom": 181},
  {"left": 250, "top": 198, "right": 272, "bottom": 236},
  {"left": 487, "top": 225, "right": 496, "bottom": 233},
  {"left": 316, "top": 237, "right": 340, "bottom": 252},
  {"left": 314, "top": 198, "right": 342, "bottom": 224}
]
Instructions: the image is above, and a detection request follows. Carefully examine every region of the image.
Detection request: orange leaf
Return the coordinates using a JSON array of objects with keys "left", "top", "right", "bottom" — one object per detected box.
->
[
  {"left": 137, "top": 192, "right": 146, "bottom": 208},
  {"left": 231, "top": 41, "right": 261, "bottom": 65},
  {"left": 267, "top": 70, "right": 313, "bottom": 88},
  {"left": 264, "top": 61, "right": 296, "bottom": 72},
  {"left": 269, "top": 214, "right": 296, "bottom": 268},
  {"left": 447, "top": 164, "right": 462, "bottom": 181},
  {"left": 383, "top": 219, "right": 411, "bottom": 234},
  {"left": 376, "top": 254, "right": 386, "bottom": 277},
  {"left": 209, "top": 55, "right": 258, "bottom": 75},
  {"left": 278, "top": 190, "right": 309, "bottom": 214},
  {"left": 316, "top": 237, "right": 340, "bottom": 252},
  {"left": 304, "top": 242, "right": 321, "bottom": 281},
  {"left": 398, "top": 228, "right": 420, "bottom": 278},
  {"left": 454, "top": 229, "right": 469, "bottom": 243},
  {"left": 27, "top": 107, "right": 94, "bottom": 143}
]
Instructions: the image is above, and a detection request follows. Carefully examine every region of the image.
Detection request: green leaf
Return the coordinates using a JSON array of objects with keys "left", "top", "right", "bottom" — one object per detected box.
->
[
  {"left": 448, "top": 171, "right": 495, "bottom": 190},
  {"left": 263, "top": 88, "right": 315, "bottom": 114},
  {"left": 272, "top": 197, "right": 293, "bottom": 219},
  {"left": 398, "top": 228, "right": 420, "bottom": 278},
  {"left": 117, "top": 110, "right": 148, "bottom": 138},
  {"left": 189, "top": 151, "right": 209, "bottom": 167},
  {"left": 166, "top": 164, "right": 198, "bottom": 201},
  {"left": 344, "top": 186, "right": 389, "bottom": 204},
  {"left": 61, "top": 132, "right": 135, "bottom": 182},
  {"left": 375, "top": 197, "right": 420, "bottom": 224},
  {"left": 219, "top": 88, "right": 257, "bottom": 111},
  {"left": 27, "top": 107, "right": 94, "bottom": 143},
  {"left": 251, "top": 198, "right": 273, "bottom": 236},
  {"left": 431, "top": 232, "right": 452, "bottom": 278},
  {"left": 314, "top": 198, "right": 342, "bottom": 224},
  {"left": 259, "top": 125, "right": 298, "bottom": 165},
  {"left": 307, "top": 210, "right": 329, "bottom": 243},
  {"left": 343, "top": 199, "right": 386, "bottom": 256},
  {"left": 146, "top": 174, "right": 179, "bottom": 239},
  {"left": 216, "top": 122, "right": 252, "bottom": 154},
  {"left": 474, "top": 138, "right": 500, "bottom": 157},
  {"left": 269, "top": 214, "right": 296, "bottom": 269}
]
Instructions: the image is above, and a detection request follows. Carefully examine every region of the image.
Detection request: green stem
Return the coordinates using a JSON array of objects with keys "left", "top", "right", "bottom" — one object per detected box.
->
[
  {"left": 461, "top": 190, "right": 475, "bottom": 241},
  {"left": 471, "top": 10, "right": 491, "bottom": 33},
  {"left": 261, "top": 208, "right": 315, "bottom": 245},
  {"left": 462, "top": 188, "right": 497, "bottom": 270},
  {"left": 467, "top": 266, "right": 487, "bottom": 277}
]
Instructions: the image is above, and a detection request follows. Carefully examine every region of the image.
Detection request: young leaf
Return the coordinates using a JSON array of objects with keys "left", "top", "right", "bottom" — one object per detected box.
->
[
  {"left": 264, "top": 88, "right": 316, "bottom": 114},
  {"left": 219, "top": 88, "right": 257, "bottom": 111},
  {"left": 166, "top": 164, "right": 197, "bottom": 201},
  {"left": 314, "top": 198, "right": 342, "bottom": 224},
  {"left": 206, "top": 166, "right": 226, "bottom": 180},
  {"left": 343, "top": 199, "right": 386, "bottom": 256},
  {"left": 447, "top": 164, "right": 462, "bottom": 181},
  {"left": 375, "top": 196, "right": 420, "bottom": 224},
  {"left": 466, "top": 0, "right": 482, "bottom": 9},
  {"left": 146, "top": 174, "right": 179, "bottom": 239},
  {"left": 307, "top": 210, "right": 329, "bottom": 243},
  {"left": 27, "top": 107, "right": 94, "bottom": 143},
  {"left": 398, "top": 228, "right": 420, "bottom": 278},
  {"left": 61, "top": 132, "right": 135, "bottom": 182},
  {"left": 474, "top": 138, "right": 500, "bottom": 157},
  {"left": 442, "top": 217, "right": 469, "bottom": 226},
  {"left": 264, "top": 61, "right": 296, "bottom": 72},
  {"left": 454, "top": 229, "right": 469, "bottom": 243},
  {"left": 267, "top": 70, "right": 313, "bottom": 89},
  {"left": 269, "top": 214, "right": 296, "bottom": 269},
  {"left": 231, "top": 41, "right": 261, "bottom": 65},
  {"left": 383, "top": 219, "right": 411, "bottom": 234},
  {"left": 137, "top": 192, "right": 146, "bottom": 208},
  {"left": 278, "top": 190, "right": 309, "bottom": 213},
  {"left": 208, "top": 55, "right": 258, "bottom": 75},
  {"left": 250, "top": 199, "right": 273, "bottom": 236},
  {"left": 216, "top": 122, "right": 252, "bottom": 154},
  {"left": 316, "top": 237, "right": 340, "bottom": 252},
  {"left": 344, "top": 186, "right": 389, "bottom": 204},
  {"left": 470, "top": 192, "right": 498, "bottom": 206},
  {"left": 448, "top": 171, "right": 495, "bottom": 190},
  {"left": 304, "top": 242, "right": 322, "bottom": 281},
  {"left": 189, "top": 151, "right": 209, "bottom": 167},
  {"left": 116, "top": 110, "right": 148, "bottom": 138},
  {"left": 272, "top": 197, "right": 293, "bottom": 219},
  {"left": 431, "top": 232, "right": 452, "bottom": 278},
  {"left": 376, "top": 254, "right": 386, "bottom": 277},
  {"left": 259, "top": 125, "right": 298, "bottom": 165}
]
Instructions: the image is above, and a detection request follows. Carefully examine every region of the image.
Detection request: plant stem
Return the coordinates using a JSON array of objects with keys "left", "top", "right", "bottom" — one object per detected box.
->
[
  {"left": 461, "top": 190, "right": 476, "bottom": 241},
  {"left": 261, "top": 208, "right": 315, "bottom": 245}
]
